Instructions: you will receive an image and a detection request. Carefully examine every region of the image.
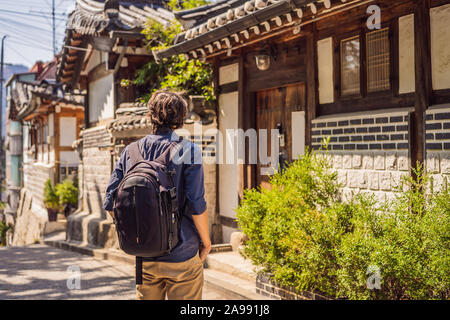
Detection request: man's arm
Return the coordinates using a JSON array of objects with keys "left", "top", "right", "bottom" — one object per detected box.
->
[
  {"left": 192, "top": 210, "right": 211, "bottom": 262},
  {"left": 103, "top": 147, "right": 127, "bottom": 217}
]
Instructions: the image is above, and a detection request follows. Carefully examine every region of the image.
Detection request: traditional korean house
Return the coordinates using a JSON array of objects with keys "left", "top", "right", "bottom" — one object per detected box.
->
[
  {"left": 59, "top": 0, "right": 221, "bottom": 248},
  {"left": 155, "top": 0, "right": 450, "bottom": 242},
  {"left": 5, "top": 59, "right": 84, "bottom": 245},
  {"left": 4, "top": 72, "right": 36, "bottom": 228}
]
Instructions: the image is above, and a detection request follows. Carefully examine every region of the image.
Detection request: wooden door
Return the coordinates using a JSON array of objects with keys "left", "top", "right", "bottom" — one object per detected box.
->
[{"left": 255, "top": 83, "right": 305, "bottom": 188}]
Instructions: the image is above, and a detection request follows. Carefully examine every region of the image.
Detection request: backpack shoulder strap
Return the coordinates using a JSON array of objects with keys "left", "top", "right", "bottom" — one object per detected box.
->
[
  {"left": 128, "top": 141, "right": 144, "bottom": 167},
  {"left": 154, "top": 137, "right": 183, "bottom": 166}
]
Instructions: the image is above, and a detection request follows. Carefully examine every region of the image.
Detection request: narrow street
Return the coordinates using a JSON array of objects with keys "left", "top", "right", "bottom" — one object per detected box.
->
[{"left": 0, "top": 244, "right": 234, "bottom": 300}]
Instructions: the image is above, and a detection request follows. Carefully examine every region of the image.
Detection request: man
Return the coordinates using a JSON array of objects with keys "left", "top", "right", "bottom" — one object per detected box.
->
[{"left": 103, "top": 90, "right": 211, "bottom": 300}]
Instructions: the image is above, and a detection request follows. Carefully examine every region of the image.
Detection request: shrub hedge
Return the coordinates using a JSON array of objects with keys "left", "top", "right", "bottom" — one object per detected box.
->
[{"left": 236, "top": 149, "right": 449, "bottom": 300}]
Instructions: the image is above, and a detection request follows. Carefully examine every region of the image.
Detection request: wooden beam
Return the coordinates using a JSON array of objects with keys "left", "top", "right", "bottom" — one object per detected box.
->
[
  {"left": 305, "top": 23, "right": 318, "bottom": 148},
  {"left": 412, "top": 0, "right": 432, "bottom": 171}
]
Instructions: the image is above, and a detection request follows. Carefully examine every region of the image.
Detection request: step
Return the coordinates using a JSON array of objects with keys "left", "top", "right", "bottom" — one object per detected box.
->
[
  {"left": 205, "top": 251, "right": 258, "bottom": 282},
  {"left": 203, "top": 268, "right": 273, "bottom": 300},
  {"left": 43, "top": 237, "right": 134, "bottom": 265}
]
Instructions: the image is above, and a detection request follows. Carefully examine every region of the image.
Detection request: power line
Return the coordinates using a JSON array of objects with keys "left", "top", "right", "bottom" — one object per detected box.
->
[
  {"left": 0, "top": 9, "right": 66, "bottom": 20},
  {"left": 0, "top": 21, "right": 58, "bottom": 47},
  {"left": 0, "top": 17, "right": 65, "bottom": 37},
  {"left": 7, "top": 38, "right": 55, "bottom": 53},
  {"left": 6, "top": 43, "right": 35, "bottom": 65}
]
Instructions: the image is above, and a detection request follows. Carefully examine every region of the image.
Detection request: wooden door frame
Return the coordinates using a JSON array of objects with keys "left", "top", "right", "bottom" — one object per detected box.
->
[{"left": 248, "top": 82, "right": 306, "bottom": 189}]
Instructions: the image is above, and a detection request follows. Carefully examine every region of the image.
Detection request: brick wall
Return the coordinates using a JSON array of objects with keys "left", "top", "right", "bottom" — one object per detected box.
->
[
  {"left": 256, "top": 274, "right": 332, "bottom": 300},
  {"left": 311, "top": 108, "right": 412, "bottom": 202},
  {"left": 425, "top": 105, "right": 450, "bottom": 191}
]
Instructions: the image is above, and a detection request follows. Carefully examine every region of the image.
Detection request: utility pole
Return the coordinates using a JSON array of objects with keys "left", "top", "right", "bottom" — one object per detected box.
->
[
  {"left": 0, "top": 35, "right": 7, "bottom": 184},
  {"left": 52, "top": 0, "right": 56, "bottom": 55}
]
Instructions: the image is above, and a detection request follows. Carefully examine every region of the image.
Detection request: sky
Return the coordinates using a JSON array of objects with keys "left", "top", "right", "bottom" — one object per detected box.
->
[{"left": 0, "top": 0, "right": 76, "bottom": 68}]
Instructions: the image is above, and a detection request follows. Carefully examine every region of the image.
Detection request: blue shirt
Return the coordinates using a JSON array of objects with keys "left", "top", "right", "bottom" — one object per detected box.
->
[{"left": 103, "top": 130, "right": 207, "bottom": 262}]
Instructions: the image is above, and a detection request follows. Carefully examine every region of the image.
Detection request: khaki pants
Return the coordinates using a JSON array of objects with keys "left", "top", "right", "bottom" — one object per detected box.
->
[{"left": 136, "top": 253, "right": 204, "bottom": 300}]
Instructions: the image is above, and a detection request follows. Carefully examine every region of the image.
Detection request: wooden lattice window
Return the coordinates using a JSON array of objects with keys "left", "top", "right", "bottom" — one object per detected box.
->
[
  {"left": 366, "top": 28, "right": 390, "bottom": 92},
  {"left": 341, "top": 36, "right": 361, "bottom": 96}
]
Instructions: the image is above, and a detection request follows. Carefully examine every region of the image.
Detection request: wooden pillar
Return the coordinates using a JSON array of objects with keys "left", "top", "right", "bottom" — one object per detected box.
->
[
  {"left": 305, "top": 23, "right": 318, "bottom": 148},
  {"left": 413, "top": 0, "right": 432, "bottom": 171},
  {"left": 238, "top": 53, "right": 245, "bottom": 202}
]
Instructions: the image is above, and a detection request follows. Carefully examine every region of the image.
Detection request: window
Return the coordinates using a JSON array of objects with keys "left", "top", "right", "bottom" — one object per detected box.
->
[
  {"left": 339, "top": 27, "right": 391, "bottom": 98},
  {"left": 366, "top": 28, "right": 390, "bottom": 92},
  {"left": 341, "top": 36, "right": 361, "bottom": 96}
]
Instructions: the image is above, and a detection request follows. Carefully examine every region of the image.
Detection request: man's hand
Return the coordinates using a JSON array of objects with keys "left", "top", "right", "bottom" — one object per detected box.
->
[{"left": 199, "top": 240, "right": 212, "bottom": 263}]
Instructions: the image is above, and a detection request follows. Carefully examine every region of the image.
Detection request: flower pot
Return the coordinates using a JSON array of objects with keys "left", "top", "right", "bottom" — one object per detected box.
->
[{"left": 47, "top": 208, "right": 58, "bottom": 222}]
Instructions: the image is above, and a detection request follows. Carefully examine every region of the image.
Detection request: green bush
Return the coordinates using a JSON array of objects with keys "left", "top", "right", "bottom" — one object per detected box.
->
[
  {"left": 55, "top": 179, "right": 78, "bottom": 208},
  {"left": 236, "top": 150, "right": 450, "bottom": 300},
  {"left": 43, "top": 179, "right": 59, "bottom": 210},
  {"left": 336, "top": 167, "right": 450, "bottom": 300},
  {"left": 0, "top": 221, "right": 12, "bottom": 246}
]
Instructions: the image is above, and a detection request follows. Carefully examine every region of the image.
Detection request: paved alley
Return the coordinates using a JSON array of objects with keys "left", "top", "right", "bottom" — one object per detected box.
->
[{"left": 0, "top": 244, "right": 234, "bottom": 300}]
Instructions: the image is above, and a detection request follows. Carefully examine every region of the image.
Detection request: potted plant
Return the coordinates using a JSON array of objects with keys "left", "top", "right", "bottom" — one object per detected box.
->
[
  {"left": 55, "top": 179, "right": 78, "bottom": 217},
  {"left": 43, "top": 179, "right": 59, "bottom": 222}
]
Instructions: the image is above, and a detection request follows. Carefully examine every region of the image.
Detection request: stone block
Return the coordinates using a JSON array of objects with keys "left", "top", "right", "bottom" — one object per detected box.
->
[
  {"left": 362, "top": 154, "right": 374, "bottom": 170},
  {"left": 230, "top": 232, "right": 248, "bottom": 252},
  {"left": 368, "top": 172, "right": 379, "bottom": 190},
  {"left": 333, "top": 155, "right": 343, "bottom": 169},
  {"left": 391, "top": 172, "right": 406, "bottom": 190},
  {"left": 352, "top": 154, "right": 362, "bottom": 169},
  {"left": 398, "top": 153, "right": 410, "bottom": 171},
  {"left": 386, "top": 152, "right": 397, "bottom": 171},
  {"left": 343, "top": 155, "right": 352, "bottom": 169},
  {"left": 426, "top": 153, "right": 440, "bottom": 173},
  {"left": 374, "top": 192, "right": 386, "bottom": 204},
  {"left": 441, "top": 153, "right": 450, "bottom": 174},
  {"left": 357, "top": 172, "right": 368, "bottom": 189},
  {"left": 374, "top": 153, "right": 385, "bottom": 170},
  {"left": 380, "top": 172, "right": 391, "bottom": 191},
  {"left": 348, "top": 171, "right": 359, "bottom": 188},
  {"left": 337, "top": 170, "right": 347, "bottom": 187}
]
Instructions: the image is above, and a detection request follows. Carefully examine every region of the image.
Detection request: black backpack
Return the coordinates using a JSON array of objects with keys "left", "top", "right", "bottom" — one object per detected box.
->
[{"left": 113, "top": 140, "right": 181, "bottom": 258}]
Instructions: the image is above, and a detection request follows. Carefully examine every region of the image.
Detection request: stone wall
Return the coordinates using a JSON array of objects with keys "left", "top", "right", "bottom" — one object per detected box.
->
[
  {"left": 23, "top": 162, "right": 55, "bottom": 212},
  {"left": 425, "top": 105, "right": 450, "bottom": 191},
  {"left": 311, "top": 108, "right": 413, "bottom": 202},
  {"left": 66, "top": 125, "right": 118, "bottom": 248},
  {"left": 12, "top": 162, "right": 55, "bottom": 246}
]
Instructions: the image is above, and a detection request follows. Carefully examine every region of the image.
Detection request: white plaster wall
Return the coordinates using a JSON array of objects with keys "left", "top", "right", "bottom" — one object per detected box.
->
[
  {"left": 84, "top": 49, "right": 102, "bottom": 74},
  {"left": 218, "top": 91, "right": 239, "bottom": 242},
  {"left": 59, "top": 117, "right": 77, "bottom": 147},
  {"left": 317, "top": 37, "right": 334, "bottom": 104},
  {"left": 399, "top": 14, "right": 415, "bottom": 94},
  {"left": 431, "top": 4, "right": 450, "bottom": 90},
  {"left": 60, "top": 151, "right": 80, "bottom": 166},
  {"left": 88, "top": 73, "right": 115, "bottom": 123},
  {"left": 292, "top": 111, "right": 305, "bottom": 160},
  {"left": 219, "top": 63, "right": 239, "bottom": 85}
]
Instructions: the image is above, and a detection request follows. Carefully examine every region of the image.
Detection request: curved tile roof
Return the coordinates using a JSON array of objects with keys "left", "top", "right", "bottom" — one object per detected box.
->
[
  {"left": 68, "top": 0, "right": 174, "bottom": 35},
  {"left": 155, "top": 0, "right": 361, "bottom": 60},
  {"left": 59, "top": 0, "right": 175, "bottom": 88}
]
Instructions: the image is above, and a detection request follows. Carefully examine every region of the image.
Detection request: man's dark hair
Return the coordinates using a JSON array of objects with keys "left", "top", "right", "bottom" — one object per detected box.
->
[{"left": 147, "top": 90, "right": 188, "bottom": 133}]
